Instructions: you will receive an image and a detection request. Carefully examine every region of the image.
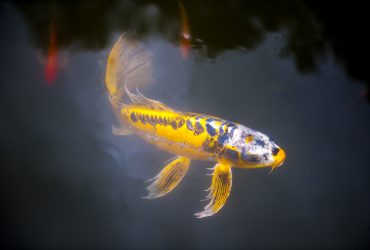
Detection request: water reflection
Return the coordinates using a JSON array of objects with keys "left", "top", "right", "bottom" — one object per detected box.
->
[
  {"left": 178, "top": 1, "right": 191, "bottom": 59},
  {"left": 43, "top": 21, "right": 58, "bottom": 84},
  {"left": 1, "top": 0, "right": 370, "bottom": 249},
  {"left": 13, "top": 0, "right": 369, "bottom": 97}
]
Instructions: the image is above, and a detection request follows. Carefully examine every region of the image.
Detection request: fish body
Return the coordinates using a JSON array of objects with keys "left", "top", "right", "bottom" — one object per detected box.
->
[
  {"left": 118, "top": 104, "right": 284, "bottom": 168},
  {"left": 105, "top": 34, "right": 286, "bottom": 218},
  {"left": 119, "top": 106, "right": 215, "bottom": 161}
]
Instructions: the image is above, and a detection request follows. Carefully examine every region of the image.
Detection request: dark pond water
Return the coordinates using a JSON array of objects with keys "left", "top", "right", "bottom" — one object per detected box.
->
[{"left": 1, "top": 0, "right": 370, "bottom": 248}]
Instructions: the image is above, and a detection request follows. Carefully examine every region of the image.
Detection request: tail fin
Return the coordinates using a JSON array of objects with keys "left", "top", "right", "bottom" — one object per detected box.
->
[{"left": 105, "top": 33, "right": 153, "bottom": 109}]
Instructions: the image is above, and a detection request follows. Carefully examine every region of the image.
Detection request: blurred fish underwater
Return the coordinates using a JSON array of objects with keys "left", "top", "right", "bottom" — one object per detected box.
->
[
  {"left": 44, "top": 21, "right": 58, "bottom": 84},
  {"left": 36, "top": 20, "right": 68, "bottom": 85},
  {"left": 178, "top": 1, "right": 191, "bottom": 59}
]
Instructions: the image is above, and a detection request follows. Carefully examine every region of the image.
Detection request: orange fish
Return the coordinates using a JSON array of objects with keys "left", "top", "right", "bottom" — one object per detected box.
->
[
  {"left": 178, "top": 1, "right": 191, "bottom": 59},
  {"left": 44, "top": 21, "right": 58, "bottom": 85}
]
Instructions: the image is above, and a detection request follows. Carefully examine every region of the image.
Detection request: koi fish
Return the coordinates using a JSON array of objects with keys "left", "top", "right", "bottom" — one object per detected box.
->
[
  {"left": 39, "top": 21, "right": 68, "bottom": 86},
  {"left": 105, "top": 34, "right": 286, "bottom": 218},
  {"left": 178, "top": 1, "right": 191, "bottom": 59},
  {"left": 45, "top": 21, "right": 58, "bottom": 85}
]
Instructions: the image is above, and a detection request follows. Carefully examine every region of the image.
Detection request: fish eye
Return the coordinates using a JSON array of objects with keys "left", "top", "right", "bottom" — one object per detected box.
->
[
  {"left": 242, "top": 153, "right": 261, "bottom": 163},
  {"left": 248, "top": 155, "right": 260, "bottom": 162}
]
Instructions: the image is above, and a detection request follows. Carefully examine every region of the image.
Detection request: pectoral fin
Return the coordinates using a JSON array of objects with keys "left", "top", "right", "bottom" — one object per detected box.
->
[
  {"left": 195, "top": 162, "right": 232, "bottom": 218},
  {"left": 112, "top": 124, "right": 133, "bottom": 136},
  {"left": 144, "top": 156, "right": 191, "bottom": 199}
]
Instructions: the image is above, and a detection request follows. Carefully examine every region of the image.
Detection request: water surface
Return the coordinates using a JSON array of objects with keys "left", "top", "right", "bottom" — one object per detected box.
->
[{"left": 1, "top": 1, "right": 370, "bottom": 248}]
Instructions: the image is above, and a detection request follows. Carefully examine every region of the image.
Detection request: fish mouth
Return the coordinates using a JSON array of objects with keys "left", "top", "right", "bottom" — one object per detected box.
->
[{"left": 272, "top": 148, "right": 286, "bottom": 168}]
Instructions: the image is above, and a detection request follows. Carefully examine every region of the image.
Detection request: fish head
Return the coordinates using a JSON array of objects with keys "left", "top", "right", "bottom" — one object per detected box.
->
[{"left": 220, "top": 125, "right": 286, "bottom": 169}]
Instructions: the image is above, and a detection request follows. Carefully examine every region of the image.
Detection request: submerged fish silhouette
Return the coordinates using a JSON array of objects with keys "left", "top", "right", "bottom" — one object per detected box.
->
[
  {"left": 105, "top": 34, "right": 286, "bottom": 218},
  {"left": 45, "top": 21, "right": 58, "bottom": 85},
  {"left": 178, "top": 1, "right": 191, "bottom": 59},
  {"left": 37, "top": 21, "right": 68, "bottom": 85}
]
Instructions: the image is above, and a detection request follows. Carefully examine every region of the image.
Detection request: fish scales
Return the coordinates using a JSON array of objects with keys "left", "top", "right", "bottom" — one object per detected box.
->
[{"left": 121, "top": 105, "right": 227, "bottom": 160}]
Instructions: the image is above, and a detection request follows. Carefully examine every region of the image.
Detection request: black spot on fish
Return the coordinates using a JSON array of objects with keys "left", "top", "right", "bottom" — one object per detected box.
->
[
  {"left": 206, "top": 118, "right": 214, "bottom": 123},
  {"left": 202, "top": 137, "right": 224, "bottom": 154},
  {"left": 228, "top": 122, "right": 237, "bottom": 128},
  {"left": 141, "top": 114, "right": 147, "bottom": 124},
  {"left": 223, "top": 148, "right": 240, "bottom": 161},
  {"left": 272, "top": 147, "right": 280, "bottom": 156},
  {"left": 186, "top": 119, "right": 193, "bottom": 131},
  {"left": 194, "top": 122, "right": 204, "bottom": 135},
  {"left": 221, "top": 122, "right": 236, "bottom": 132},
  {"left": 220, "top": 122, "right": 228, "bottom": 129},
  {"left": 170, "top": 119, "right": 178, "bottom": 130},
  {"left": 218, "top": 134, "right": 229, "bottom": 146},
  {"left": 178, "top": 119, "right": 185, "bottom": 128},
  {"left": 158, "top": 116, "right": 163, "bottom": 125},
  {"left": 149, "top": 115, "right": 156, "bottom": 126},
  {"left": 206, "top": 123, "right": 216, "bottom": 136},
  {"left": 163, "top": 117, "right": 168, "bottom": 126},
  {"left": 219, "top": 126, "right": 224, "bottom": 135},
  {"left": 130, "top": 112, "right": 138, "bottom": 122},
  {"left": 137, "top": 113, "right": 144, "bottom": 124},
  {"left": 202, "top": 139, "right": 215, "bottom": 153},
  {"left": 152, "top": 115, "right": 158, "bottom": 124},
  {"left": 255, "top": 139, "right": 265, "bottom": 147},
  {"left": 228, "top": 126, "right": 236, "bottom": 138}
]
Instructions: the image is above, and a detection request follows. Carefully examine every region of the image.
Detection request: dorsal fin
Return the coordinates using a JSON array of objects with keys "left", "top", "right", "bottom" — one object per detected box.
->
[{"left": 124, "top": 85, "right": 182, "bottom": 114}]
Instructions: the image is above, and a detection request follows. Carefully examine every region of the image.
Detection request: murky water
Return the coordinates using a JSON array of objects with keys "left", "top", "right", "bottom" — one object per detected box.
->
[{"left": 1, "top": 1, "right": 370, "bottom": 248}]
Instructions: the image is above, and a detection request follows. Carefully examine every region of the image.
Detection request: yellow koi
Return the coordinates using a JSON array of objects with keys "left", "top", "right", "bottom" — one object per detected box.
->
[{"left": 105, "top": 34, "right": 286, "bottom": 218}]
